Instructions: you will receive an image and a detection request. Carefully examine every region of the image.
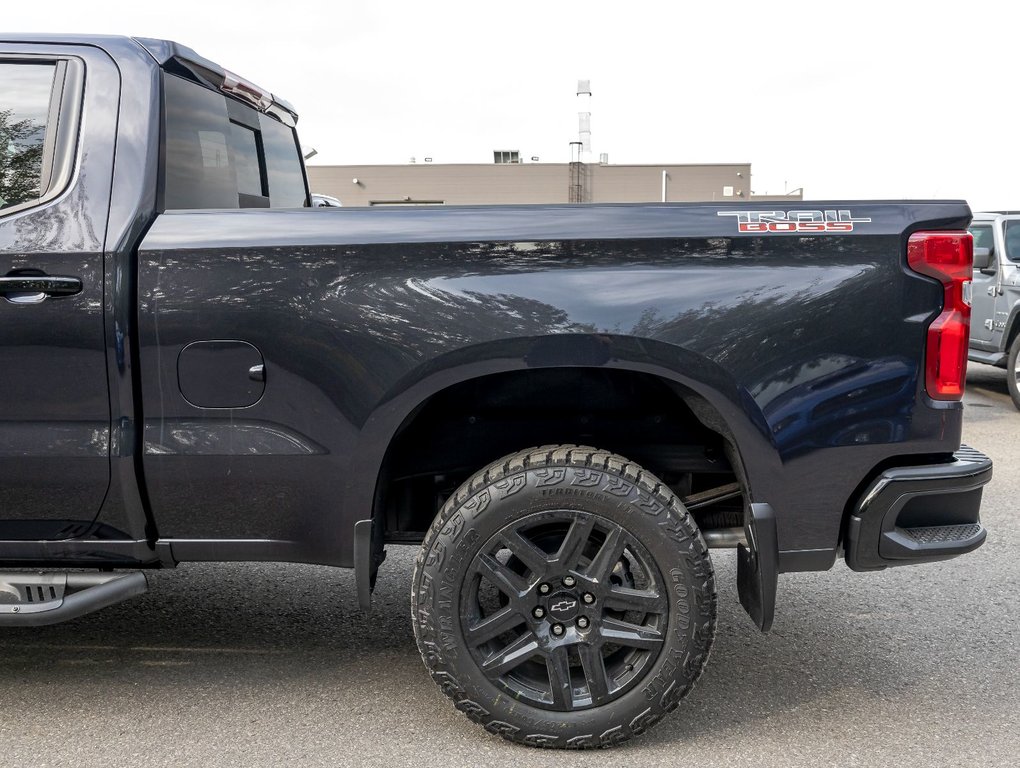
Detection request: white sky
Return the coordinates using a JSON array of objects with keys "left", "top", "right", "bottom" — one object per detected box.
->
[{"left": 5, "top": 1, "right": 1017, "bottom": 207}]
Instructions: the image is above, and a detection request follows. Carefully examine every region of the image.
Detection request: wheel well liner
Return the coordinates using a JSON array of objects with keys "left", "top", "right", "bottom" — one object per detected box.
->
[{"left": 372, "top": 365, "right": 751, "bottom": 540}]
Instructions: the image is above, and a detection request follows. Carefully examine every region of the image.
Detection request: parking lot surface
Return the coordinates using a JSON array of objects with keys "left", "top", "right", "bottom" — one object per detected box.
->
[{"left": 1, "top": 363, "right": 1017, "bottom": 768}]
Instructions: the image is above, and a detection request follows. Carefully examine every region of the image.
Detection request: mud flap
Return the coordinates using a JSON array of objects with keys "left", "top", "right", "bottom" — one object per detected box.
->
[
  {"left": 354, "top": 519, "right": 374, "bottom": 612},
  {"left": 737, "top": 502, "right": 778, "bottom": 632}
]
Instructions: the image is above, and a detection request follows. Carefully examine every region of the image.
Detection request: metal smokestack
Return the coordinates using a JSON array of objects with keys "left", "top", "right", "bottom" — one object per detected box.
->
[{"left": 577, "top": 79, "right": 591, "bottom": 163}]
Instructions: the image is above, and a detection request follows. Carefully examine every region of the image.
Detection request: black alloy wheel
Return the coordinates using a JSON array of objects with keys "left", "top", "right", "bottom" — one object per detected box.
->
[
  {"left": 462, "top": 510, "right": 667, "bottom": 711},
  {"left": 412, "top": 445, "right": 717, "bottom": 749}
]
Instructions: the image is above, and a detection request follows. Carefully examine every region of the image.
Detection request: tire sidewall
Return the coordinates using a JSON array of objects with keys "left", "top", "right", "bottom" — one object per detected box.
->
[
  {"left": 1007, "top": 336, "right": 1020, "bottom": 411},
  {"left": 412, "top": 457, "right": 715, "bottom": 747}
]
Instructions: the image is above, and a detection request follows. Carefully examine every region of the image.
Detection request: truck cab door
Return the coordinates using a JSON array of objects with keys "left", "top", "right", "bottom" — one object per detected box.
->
[
  {"left": 0, "top": 49, "right": 113, "bottom": 540},
  {"left": 967, "top": 222, "right": 999, "bottom": 350}
]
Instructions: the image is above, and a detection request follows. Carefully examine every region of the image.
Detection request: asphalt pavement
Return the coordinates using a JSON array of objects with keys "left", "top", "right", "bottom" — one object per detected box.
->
[{"left": 1, "top": 364, "right": 1017, "bottom": 767}]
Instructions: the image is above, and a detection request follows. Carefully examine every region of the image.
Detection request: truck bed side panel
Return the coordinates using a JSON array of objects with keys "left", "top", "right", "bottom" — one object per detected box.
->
[{"left": 137, "top": 202, "right": 968, "bottom": 565}]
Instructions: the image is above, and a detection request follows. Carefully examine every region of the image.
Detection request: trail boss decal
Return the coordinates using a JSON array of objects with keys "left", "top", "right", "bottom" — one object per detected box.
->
[{"left": 717, "top": 209, "right": 872, "bottom": 233}]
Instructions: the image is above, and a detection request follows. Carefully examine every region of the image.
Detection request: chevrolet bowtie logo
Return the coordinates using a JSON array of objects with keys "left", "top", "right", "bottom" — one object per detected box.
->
[{"left": 551, "top": 599, "right": 576, "bottom": 613}]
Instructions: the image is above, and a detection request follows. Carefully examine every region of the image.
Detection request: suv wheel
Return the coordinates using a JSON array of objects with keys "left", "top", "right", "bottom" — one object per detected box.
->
[{"left": 1007, "top": 334, "right": 1020, "bottom": 410}]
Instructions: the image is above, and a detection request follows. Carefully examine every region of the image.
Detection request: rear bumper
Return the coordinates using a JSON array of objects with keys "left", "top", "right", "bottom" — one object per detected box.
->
[{"left": 845, "top": 446, "right": 992, "bottom": 571}]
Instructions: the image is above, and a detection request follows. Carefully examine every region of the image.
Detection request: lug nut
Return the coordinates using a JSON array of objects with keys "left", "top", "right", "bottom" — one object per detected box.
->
[
  {"left": 577, "top": 616, "right": 590, "bottom": 629},
  {"left": 551, "top": 623, "right": 565, "bottom": 637},
  {"left": 532, "top": 606, "right": 545, "bottom": 619},
  {"left": 538, "top": 582, "right": 551, "bottom": 595},
  {"left": 582, "top": 592, "right": 595, "bottom": 604},
  {"left": 562, "top": 575, "right": 576, "bottom": 588}
]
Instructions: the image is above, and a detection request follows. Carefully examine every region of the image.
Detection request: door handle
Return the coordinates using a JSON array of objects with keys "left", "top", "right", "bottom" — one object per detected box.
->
[{"left": 0, "top": 274, "right": 83, "bottom": 304}]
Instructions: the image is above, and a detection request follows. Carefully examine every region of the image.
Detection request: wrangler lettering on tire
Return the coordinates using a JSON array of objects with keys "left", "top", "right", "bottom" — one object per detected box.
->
[{"left": 411, "top": 444, "right": 717, "bottom": 748}]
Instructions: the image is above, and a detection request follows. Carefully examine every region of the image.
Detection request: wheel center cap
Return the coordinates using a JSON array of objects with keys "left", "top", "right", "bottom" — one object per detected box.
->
[{"left": 546, "top": 592, "right": 580, "bottom": 622}]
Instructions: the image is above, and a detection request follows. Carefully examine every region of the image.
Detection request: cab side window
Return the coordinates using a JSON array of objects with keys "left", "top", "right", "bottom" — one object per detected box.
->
[{"left": 0, "top": 62, "right": 57, "bottom": 214}]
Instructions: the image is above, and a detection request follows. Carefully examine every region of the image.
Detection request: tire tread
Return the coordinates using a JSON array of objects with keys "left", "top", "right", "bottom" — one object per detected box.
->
[{"left": 411, "top": 444, "right": 717, "bottom": 749}]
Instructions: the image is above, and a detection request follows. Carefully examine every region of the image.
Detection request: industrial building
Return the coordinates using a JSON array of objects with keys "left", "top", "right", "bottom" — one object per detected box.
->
[
  {"left": 306, "top": 161, "right": 802, "bottom": 207},
  {"left": 306, "top": 80, "right": 801, "bottom": 207}
]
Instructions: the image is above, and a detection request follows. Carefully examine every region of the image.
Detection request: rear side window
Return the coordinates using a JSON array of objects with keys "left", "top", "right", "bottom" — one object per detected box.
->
[
  {"left": 162, "top": 74, "right": 308, "bottom": 210},
  {"left": 0, "top": 63, "right": 55, "bottom": 213}
]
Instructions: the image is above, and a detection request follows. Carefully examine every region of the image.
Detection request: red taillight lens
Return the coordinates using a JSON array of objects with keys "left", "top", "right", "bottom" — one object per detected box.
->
[{"left": 907, "top": 231, "right": 973, "bottom": 400}]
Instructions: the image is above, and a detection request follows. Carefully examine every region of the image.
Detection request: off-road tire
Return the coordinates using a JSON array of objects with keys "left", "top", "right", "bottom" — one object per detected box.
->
[
  {"left": 411, "top": 444, "right": 716, "bottom": 748},
  {"left": 1007, "top": 334, "right": 1020, "bottom": 411}
]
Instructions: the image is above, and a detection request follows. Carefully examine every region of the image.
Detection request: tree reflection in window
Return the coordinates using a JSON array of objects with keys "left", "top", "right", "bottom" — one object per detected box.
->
[{"left": 0, "top": 108, "right": 45, "bottom": 209}]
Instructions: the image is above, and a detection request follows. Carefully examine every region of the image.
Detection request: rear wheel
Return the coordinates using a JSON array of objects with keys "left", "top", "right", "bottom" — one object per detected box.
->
[
  {"left": 1007, "top": 334, "right": 1020, "bottom": 410},
  {"left": 411, "top": 445, "right": 716, "bottom": 748}
]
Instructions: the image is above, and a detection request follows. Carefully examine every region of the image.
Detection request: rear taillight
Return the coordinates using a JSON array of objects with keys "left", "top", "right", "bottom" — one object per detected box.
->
[{"left": 907, "top": 231, "right": 973, "bottom": 400}]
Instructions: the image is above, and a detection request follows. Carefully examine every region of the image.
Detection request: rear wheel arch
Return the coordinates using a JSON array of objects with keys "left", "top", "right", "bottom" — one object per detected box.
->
[
  {"left": 363, "top": 361, "right": 759, "bottom": 536},
  {"left": 999, "top": 299, "right": 1020, "bottom": 357}
]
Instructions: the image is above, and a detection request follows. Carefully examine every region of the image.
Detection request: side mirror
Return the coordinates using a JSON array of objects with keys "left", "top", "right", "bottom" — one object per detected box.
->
[{"left": 973, "top": 246, "right": 994, "bottom": 273}]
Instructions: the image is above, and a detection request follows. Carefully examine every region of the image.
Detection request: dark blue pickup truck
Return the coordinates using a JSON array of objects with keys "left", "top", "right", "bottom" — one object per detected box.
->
[{"left": 0, "top": 36, "right": 992, "bottom": 748}]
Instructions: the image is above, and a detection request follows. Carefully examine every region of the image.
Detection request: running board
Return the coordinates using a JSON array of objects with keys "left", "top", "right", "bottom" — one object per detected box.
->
[{"left": 0, "top": 572, "right": 148, "bottom": 627}]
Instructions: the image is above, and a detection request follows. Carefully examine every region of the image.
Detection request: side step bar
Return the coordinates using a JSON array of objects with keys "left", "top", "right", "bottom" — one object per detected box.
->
[{"left": 0, "top": 572, "right": 148, "bottom": 627}]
